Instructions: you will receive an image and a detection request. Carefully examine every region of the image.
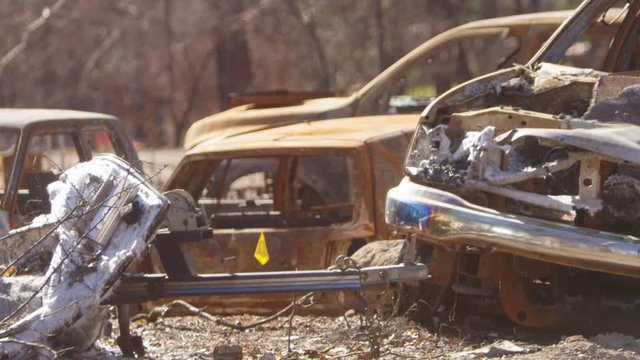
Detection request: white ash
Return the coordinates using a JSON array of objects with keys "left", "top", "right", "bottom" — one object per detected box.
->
[{"left": 0, "top": 156, "right": 167, "bottom": 358}]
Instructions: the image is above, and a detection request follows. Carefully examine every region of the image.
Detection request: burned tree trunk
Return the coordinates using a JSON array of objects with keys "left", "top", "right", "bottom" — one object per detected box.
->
[{"left": 216, "top": 2, "right": 254, "bottom": 110}]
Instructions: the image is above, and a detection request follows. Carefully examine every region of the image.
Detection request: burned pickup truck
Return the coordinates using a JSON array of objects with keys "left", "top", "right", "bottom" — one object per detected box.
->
[
  {"left": 386, "top": 0, "right": 640, "bottom": 328},
  {"left": 0, "top": 109, "right": 138, "bottom": 234},
  {"left": 184, "top": 11, "right": 577, "bottom": 149},
  {"left": 166, "top": 8, "right": 619, "bottom": 315},
  {"left": 161, "top": 114, "right": 417, "bottom": 313},
  {"left": 0, "top": 113, "right": 427, "bottom": 357}
]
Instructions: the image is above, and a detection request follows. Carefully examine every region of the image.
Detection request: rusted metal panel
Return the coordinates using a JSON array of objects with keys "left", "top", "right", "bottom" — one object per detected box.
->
[
  {"left": 0, "top": 108, "right": 117, "bottom": 128},
  {"left": 450, "top": 106, "right": 564, "bottom": 132},
  {"left": 366, "top": 130, "right": 413, "bottom": 239},
  {"left": 183, "top": 114, "right": 419, "bottom": 156},
  {"left": 227, "top": 90, "right": 336, "bottom": 108},
  {"left": 183, "top": 97, "right": 353, "bottom": 150},
  {"left": 161, "top": 113, "right": 418, "bottom": 313}
]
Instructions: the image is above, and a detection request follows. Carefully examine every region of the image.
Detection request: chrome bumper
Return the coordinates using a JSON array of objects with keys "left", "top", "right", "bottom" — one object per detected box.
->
[{"left": 386, "top": 178, "right": 640, "bottom": 277}]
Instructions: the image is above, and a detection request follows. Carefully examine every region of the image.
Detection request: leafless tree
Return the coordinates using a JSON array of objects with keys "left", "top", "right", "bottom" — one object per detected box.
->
[{"left": 0, "top": 0, "right": 578, "bottom": 147}]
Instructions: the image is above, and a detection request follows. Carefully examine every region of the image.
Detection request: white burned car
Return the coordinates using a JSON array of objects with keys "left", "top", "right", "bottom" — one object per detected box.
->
[{"left": 386, "top": 0, "right": 640, "bottom": 328}]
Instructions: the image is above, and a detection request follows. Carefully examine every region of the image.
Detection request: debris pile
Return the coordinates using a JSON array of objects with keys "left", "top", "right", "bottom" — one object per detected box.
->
[{"left": 0, "top": 155, "right": 168, "bottom": 358}]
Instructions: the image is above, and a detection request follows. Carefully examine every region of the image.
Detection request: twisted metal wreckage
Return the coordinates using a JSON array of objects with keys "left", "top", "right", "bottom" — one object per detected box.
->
[
  {"left": 2, "top": 0, "right": 640, "bottom": 357},
  {"left": 386, "top": 0, "right": 640, "bottom": 328},
  {"left": 0, "top": 155, "right": 427, "bottom": 358}
]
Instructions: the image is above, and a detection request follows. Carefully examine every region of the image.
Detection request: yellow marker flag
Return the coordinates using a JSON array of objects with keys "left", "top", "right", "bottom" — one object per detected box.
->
[{"left": 254, "top": 232, "right": 270, "bottom": 265}]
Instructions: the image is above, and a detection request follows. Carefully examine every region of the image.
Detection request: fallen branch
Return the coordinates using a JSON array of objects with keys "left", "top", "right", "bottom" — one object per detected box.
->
[
  {"left": 133, "top": 293, "right": 314, "bottom": 331},
  {"left": 0, "top": 338, "right": 69, "bottom": 359},
  {"left": 286, "top": 293, "right": 296, "bottom": 353},
  {"left": 334, "top": 350, "right": 370, "bottom": 359}
]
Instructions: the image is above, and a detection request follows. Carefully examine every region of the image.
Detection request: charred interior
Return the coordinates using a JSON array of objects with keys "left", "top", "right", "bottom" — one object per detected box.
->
[
  {"left": 399, "top": 69, "right": 640, "bottom": 327},
  {"left": 172, "top": 153, "right": 356, "bottom": 229},
  {"left": 409, "top": 72, "right": 640, "bottom": 236}
]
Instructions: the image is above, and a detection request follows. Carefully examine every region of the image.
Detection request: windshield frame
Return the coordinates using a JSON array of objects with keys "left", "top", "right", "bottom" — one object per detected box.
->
[
  {"left": 528, "top": 0, "right": 632, "bottom": 69},
  {"left": 0, "top": 127, "right": 20, "bottom": 196},
  {"left": 168, "top": 147, "right": 369, "bottom": 229}
]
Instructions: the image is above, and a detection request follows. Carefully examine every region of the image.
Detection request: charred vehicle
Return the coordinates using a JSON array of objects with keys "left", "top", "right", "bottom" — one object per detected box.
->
[
  {"left": 0, "top": 153, "right": 426, "bottom": 358},
  {"left": 0, "top": 113, "right": 426, "bottom": 357},
  {"left": 162, "top": 115, "right": 417, "bottom": 313},
  {"left": 183, "top": 11, "right": 577, "bottom": 149},
  {"left": 386, "top": 0, "right": 640, "bottom": 328},
  {"left": 168, "top": 9, "right": 617, "bottom": 315},
  {"left": 0, "top": 109, "right": 138, "bottom": 234}
]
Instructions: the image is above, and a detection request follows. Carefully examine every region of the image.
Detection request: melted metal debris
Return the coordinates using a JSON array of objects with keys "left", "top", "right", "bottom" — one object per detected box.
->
[{"left": 0, "top": 156, "right": 167, "bottom": 358}]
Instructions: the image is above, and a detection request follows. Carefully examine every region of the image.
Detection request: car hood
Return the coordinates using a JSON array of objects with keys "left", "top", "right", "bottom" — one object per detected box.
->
[
  {"left": 508, "top": 124, "right": 640, "bottom": 165},
  {"left": 183, "top": 96, "right": 352, "bottom": 149}
]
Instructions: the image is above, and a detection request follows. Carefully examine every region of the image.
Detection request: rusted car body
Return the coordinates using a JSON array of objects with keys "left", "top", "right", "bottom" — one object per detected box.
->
[
  {"left": 386, "top": 0, "right": 640, "bottom": 328},
  {"left": 166, "top": 10, "right": 620, "bottom": 314},
  {"left": 0, "top": 109, "right": 138, "bottom": 233},
  {"left": 162, "top": 115, "right": 416, "bottom": 313},
  {"left": 183, "top": 11, "right": 577, "bottom": 150}
]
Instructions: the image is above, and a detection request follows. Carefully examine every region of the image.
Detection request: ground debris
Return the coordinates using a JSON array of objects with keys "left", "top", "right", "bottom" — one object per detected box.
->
[
  {"left": 591, "top": 333, "right": 640, "bottom": 353},
  {"left": 259, "top": 353, "right": 277, "bottom": 360},
  {"left": 213, "top": 344, "right": 243, "bottom": 360},
  {"left": 84, "top": 313, "right": 640, "bottom": 359},
  {"left": 451, "top": 340, "right": 527, "bottom": 358}
]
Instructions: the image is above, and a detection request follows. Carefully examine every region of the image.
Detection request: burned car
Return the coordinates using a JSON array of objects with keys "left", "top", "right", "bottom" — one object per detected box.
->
[
  {"left": 162, "top": 114, "right": 416, "bottom": 313},
  {"left": 183, "top": 11, "right": 578, "bottom": 149},
  {"left": 0, "top": 109, "right": 138, "bottom": 233},
  {"left": 166, "top": 9, "right": 621, "bottom": 315},
  {"left": 386, "top": 0, "right": 640, "bottom": 328}
]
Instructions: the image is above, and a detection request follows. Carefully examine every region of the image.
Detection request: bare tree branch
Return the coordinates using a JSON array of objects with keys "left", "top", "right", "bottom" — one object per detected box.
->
[
  {"left": 283, "top": 0, "right": 332, "bottom": 89},
  {"left": 220, "top": 0, "right": 273, "bottom": 34},
  {"left": 163, "top": 0, "right": 178, "bottom": 126},
  {"left": 374, "top": 0, "right": 386, "bottom": 73},
  {"left": 78, "top": 29, "right": 122, "bottom": 91},
  {"left": 0, "top": 0, "right": 69, "bottom": 81},
  {"left": 165, "top": 0, "right": 275, "bottom": 145},
  {"left": 133, "top": 293, "right": 314, "bottom": 331}
]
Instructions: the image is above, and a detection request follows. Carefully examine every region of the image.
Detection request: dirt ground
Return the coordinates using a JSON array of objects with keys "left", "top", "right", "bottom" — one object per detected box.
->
[{"left": 77, "top": 306, "right": 640, "bottom": 360}]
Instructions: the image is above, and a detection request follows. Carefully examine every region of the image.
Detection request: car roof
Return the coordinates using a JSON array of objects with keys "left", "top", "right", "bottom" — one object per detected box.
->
[
  {"left": 187, "top": 114, "right": 418, "bottom": 155},
  {"left": 451, "top": 10, "right": 574, "bottom": 28},
  {"left": 0, "top": 108, "right": 117, "bottom": 129}
]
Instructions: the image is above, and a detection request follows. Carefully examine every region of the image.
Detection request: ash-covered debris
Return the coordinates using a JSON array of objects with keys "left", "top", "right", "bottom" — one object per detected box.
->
[
  {"left": 585, "top": 84, "right": 640, "bottom": 125},
  {"left": 0, "top": 155, "right": 168, "bottom": 359},
  {"left": 409, "top": 72, "right": 640, "bottom": 236},
  {"left": 500, "top": 76, "right": 533, "bottom": 95},
  {"left": 417, "top": 125, "right": 508, "bottom": 185},
  {"left": 420, "top": 158, "right": 467, "bottom": 185},
  {"left": 0, "top": 276, "right": 44, "bottom": 318},
  {"left": 602, "top": 173, "right": 640, "bottom": 236}
]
